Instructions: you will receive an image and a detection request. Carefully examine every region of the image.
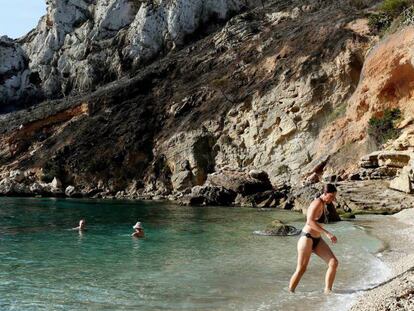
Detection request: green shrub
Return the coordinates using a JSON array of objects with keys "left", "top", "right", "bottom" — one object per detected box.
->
[
  {"left": 381, "top": 0, "right": 410, "bottom": 16},
  {"left": 368, "top": 108, "right": 402, "bottom": 145},
  {"left": 368, "top": 13, "right": 393, "bottom": 31},
  {"left": 368, "top": 0, "right": 414, "bottom": 32}
]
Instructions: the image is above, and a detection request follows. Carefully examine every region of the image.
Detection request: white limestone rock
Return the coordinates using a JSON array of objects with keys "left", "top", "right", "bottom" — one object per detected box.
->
[
  {"left": 2, "top": 0, "right": 259, "bottom": 103},
  {"left": 0, "top": 36, "right": 36, "bottom": 105}
]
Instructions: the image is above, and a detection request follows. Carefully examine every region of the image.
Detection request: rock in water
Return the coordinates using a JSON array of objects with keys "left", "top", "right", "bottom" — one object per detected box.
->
[{"left": 253, "top": 220, "right": 301, "bottom": 236}]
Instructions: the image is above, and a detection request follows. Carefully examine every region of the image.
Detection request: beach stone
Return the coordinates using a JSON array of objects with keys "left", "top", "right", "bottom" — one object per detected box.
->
[
  {"left": 324, "top": 203, "right": 341, "bottom": 222},
  {"left": 13, "top": 183, "right": 30, "bottom": 195},
  {"left": 349, "top": 173, "right": 361, "bottom": 181},
  {"left": 65, "top": 185, "right": 76, "bottom": 197},
  {"left": 0, "top": 178, "right": 15, "bottom": 194},
  {"left": 30, "top": 182, "right": 44, "bottom": 194}
]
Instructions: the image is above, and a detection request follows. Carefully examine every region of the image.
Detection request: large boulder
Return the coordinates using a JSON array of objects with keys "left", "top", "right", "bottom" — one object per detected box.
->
[
  {"left": 359, "top": 151, "right": 412, "bottom": 169},
  {"left": 51, "top": 177, "right": 62, "bottom": 190},
  {"left": 65, "top": 185, "right": 76, "bottom": 197},
  {"left": 158, "top": 130, "right": 217, "bottom": 191},
  {"left": 389, "top": 170, "right": 412, "bottom": 193},
  {"left": 29, "top": 182, "right": 44, "bottom": 194},
  {"left": 359, "top": 151, "right": 381, "bottom": 168},
  {"left": 183, "top": 185, "right": 237, "bottom": 206},
  {"left": 377, "top": 151, "right": 411, "bottom": 168},
  {"left": 12, "top": 183, "right": 31, "bottom": 195},
  {"left": 206, "top": 170, "right": 272, "bottom": 196},
  {"left": 0, "top": 178, "right": 15, "bottom": 195}
]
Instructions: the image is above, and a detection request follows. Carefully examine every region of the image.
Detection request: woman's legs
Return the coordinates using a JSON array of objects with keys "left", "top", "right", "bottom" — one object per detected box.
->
[
  {"left": 313, "top": 239, "right": 339, "bottom": 293},
  {"left": 289, "top": 236, "right": 313, "bottom": 292}
]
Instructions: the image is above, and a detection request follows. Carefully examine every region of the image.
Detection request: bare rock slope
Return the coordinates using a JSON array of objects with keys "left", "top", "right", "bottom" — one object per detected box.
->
[
  {"left": 2, "top": 0, "right": 261, "bottom": 105},
  {"left": 0, "top": 0, "right": 384, "bottom": 199}
]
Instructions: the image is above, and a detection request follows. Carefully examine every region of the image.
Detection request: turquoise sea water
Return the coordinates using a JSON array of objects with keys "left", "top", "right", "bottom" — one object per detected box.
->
[{"left": 0, "top": 197, "right": 388, "bottom": 311}]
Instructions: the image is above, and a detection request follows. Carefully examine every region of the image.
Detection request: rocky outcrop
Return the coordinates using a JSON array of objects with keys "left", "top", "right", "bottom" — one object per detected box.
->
[
  {"left": 2, "top": 0, "right": 262, "bottom": 105},
  {"left": 0, "top": 37, "right": 40, "bottom": 109},
  {"left": 0, "top": 0, "right": 382, "bottom": 197},
  {"left": 353, "top": 151, "right": 412, "bottom": 180},
  {"left": 182, "top": 185, "right": 237, "bottom": 206},
  {"left": 205, "top": 169, "right": 272, "bottom": 196},
  {"left": 352, "top": 150, "right": 414, "bottom": 193},
  {"left": 179, "top": 169, "right": 283, "bottom": 206},
  {"left": 337, "top": 180, "right": 414, "bottom": 212},
  {"left": 319, "top": 26, "right": 414, "bottom": 176}
]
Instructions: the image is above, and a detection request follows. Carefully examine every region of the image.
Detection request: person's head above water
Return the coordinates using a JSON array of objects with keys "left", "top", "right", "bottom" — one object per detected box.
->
[
  {"left": 320, "top": 183, "right": 337, "bottom": 204},
  {"left": 79, "top": 219, "right": 86, "bottom": 230},
  {"left": 133, "top": 222, "right": 143, "bottom": 231}
]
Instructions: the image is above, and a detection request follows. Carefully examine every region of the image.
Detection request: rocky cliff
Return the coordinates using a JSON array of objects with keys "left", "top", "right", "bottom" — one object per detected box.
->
[
  {"left": 1, "top": 0, "right": 260, "bottom": 107},
  {"left": 4, "top": 0, "right": 414, "bottom": 207}
]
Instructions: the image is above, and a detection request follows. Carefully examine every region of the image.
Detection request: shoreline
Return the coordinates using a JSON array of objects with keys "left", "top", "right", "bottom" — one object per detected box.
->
[{"left": 349, "top": 209, "right": 414, "bottom": 311}]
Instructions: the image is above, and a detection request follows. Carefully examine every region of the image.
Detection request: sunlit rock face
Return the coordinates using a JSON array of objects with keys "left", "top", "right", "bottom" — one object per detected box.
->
[
  {"left": 2, "top": 0, "right": 257, "bottom": 103},
  {"left": 0, "top": 36, "right": 40, "bottom": 109},
  {"left": 0, "top": 0, "right": 383, "bottom": 197}
]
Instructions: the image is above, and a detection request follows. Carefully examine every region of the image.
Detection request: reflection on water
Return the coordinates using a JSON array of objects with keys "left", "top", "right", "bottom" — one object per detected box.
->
[{"left": 0, "top": 197, "right": 389, "bottom": 311}]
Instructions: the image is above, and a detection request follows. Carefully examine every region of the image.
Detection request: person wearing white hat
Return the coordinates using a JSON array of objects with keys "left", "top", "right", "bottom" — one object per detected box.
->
[{"left": 131, "top": 222, "right": 145, "bottom": 238}]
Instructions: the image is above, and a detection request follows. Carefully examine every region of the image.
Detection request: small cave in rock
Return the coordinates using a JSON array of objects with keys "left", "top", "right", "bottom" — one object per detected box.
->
[{"left": 348, "top": 53, "right": 363, "bottom": 87}]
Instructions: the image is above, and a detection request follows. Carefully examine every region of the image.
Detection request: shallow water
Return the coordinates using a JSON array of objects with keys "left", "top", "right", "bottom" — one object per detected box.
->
[{"left": 0, "top": 197, "right": 389, "bottom": 311}]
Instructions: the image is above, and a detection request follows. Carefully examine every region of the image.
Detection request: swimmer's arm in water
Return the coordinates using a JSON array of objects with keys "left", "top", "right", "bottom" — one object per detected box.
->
[{"left": 306, "top": 202, "right": 337, "bottom": 243}]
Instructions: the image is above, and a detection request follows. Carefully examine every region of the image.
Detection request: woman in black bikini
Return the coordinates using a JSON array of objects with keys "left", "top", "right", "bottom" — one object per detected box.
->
[{"left": 289, "top": 184, "right": 338, "bottom": 294}]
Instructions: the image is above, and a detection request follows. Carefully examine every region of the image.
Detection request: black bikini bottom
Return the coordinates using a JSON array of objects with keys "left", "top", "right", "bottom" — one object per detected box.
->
[{"left": 301, "top": 231, "right": 321, "bottom": 250}]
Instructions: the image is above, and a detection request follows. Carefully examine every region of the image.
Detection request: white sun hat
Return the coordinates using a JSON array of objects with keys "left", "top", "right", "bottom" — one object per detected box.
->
[{"left": 133, "top": 222, "right": 143, "bottom": 229}]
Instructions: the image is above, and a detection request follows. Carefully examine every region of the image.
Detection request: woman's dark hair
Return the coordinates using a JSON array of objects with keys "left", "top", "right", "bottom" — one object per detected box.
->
[{"left": 322, "top": 183, "right": 337, "bottom": 194}]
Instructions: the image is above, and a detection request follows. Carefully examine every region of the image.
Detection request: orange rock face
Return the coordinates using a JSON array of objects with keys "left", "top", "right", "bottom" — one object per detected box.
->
[{"left": 318, "top": 27, "right": 414, "bottom": 174}]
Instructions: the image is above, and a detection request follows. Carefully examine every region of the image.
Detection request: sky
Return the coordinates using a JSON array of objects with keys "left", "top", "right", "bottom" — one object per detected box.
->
[{"left": 0, "top": 1, "right": 47, "bottom": 39}]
